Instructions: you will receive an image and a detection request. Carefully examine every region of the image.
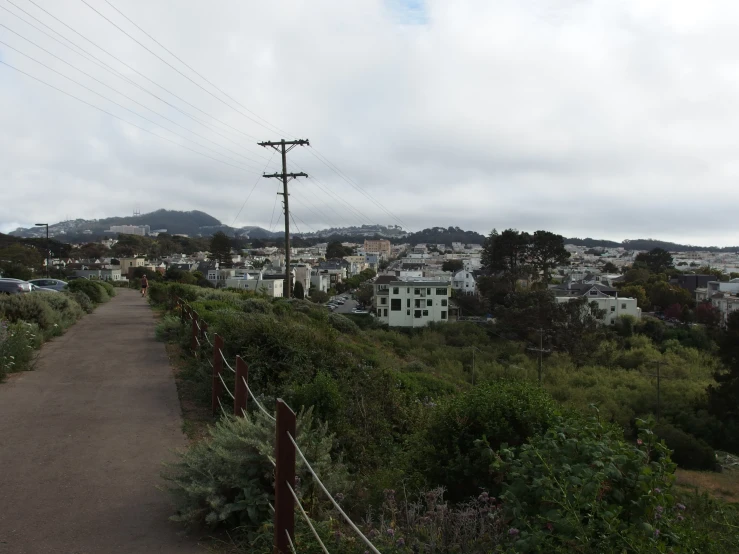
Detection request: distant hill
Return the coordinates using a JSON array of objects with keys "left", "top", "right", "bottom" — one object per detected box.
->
[
  {"left": 565, "top": 237, "right": 739, "bottom": 252},
  {"left": 399, "top": 226, "right": 487, "bottom": 246},
  {"left": 10, "top": 209, "right": 236, "bottom": 240}
]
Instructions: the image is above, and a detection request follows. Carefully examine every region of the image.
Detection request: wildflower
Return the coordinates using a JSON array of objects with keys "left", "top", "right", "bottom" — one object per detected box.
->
[
  {"left": 677, "top": 515, "right": 684, "bottom": 522},
  {"left": 637, "top": 439, "right": 643, "bottom": 445},
  {"left": 653, "top": 488, "right": 661, "bottom": 494},
  {"left": 654, "top": 529, "right": 660, "bottom": 538},
  {"left": 676, "top": 503, "right": 686, "bottom": 511},
  {"left": 508, "top": 528, "right": 520, "bottom": 537},
  {"left": 396, "top": 538, "right": 405, "bottom": 547},
  {"left": 335, "top": 492, "right": 344, "bottom": 503},
  {"left": 386, "top": 528, "right": 395, "bottom": 537},
  {"left": 546, "top": 522, "right": 554, "bottom": 531},
  {"left": 656, "top": 506, "right": 664, "bottom": 513}
]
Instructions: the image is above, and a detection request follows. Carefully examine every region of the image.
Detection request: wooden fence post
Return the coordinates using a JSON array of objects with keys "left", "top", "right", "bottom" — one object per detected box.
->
[
  {"left": 212, "top": 334, "right": 224, "bottom": 417},
  {"left": 234, "top": 356, "right": 248, "bottom": 417},
  {"left": 274, "top": 399, "right": 296, "bottom": 554}
]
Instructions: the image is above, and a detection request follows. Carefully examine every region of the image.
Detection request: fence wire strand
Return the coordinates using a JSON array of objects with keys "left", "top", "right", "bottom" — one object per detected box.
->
[
  {"left": 218, "top": 373, "right": 234, "bottom": 399},
  {"left": 285, "top": 528, "right": 299, "bottom": 554},
  {"left": 219, "top": 349, "right": 236, "bottom": 373},
  {"left": 243, "top": 377, "right": 277, "bottom": 422},
  {"left": 216, "top": 396, "right": 228, "bottom": 417},
  {"left": 203, "top": 332, "right": 214, "bottom": 347},
  {"left": 287, "top": 433, "right": 381, "bottom": 554},
  {"left": 286, "top": 481, "right": 331, "bottom": 554}
]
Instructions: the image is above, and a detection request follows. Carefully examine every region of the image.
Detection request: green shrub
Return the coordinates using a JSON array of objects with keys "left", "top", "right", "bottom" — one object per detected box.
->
[
  {"left": 493, "top": 416, "right": 679, "bottom": 553},
  {"left": 97, "top": 280, "right": 115, "bottom": 297},
  {"left": 155, "top": 315, "right": 185, "bottom": 343},
  {"left": 148, "top": 282, "right": 199, "bottom": 308},
  {"left": 290, "top": 372, "right": 344, "bottom": 424},
  {"left": 36, "top": 292, "right": 83, "bottom": 327},
  {"left": 163, "top": 408, "right": 347, "bottom": 533},
  {"left": 412, "top": 381, "right": 558, "bottom": 501},
  {"left": 0, "top": 321, "right": 41, "bottom": 379},
  {"left": 67, "top": 280, "right": 109, "bottom": 304},
  {"left": 654, "top": 423, "right": 716, "bottom": 470},
  {"left": 68, "top": 291, "right": 94, "bottom": 314},
  {"left": 328, "top": 313, "right": 360, "bottom": 335},
  {"left": 240, "top": 298, "right": 273, "bottom": 314},
  {"left": 0, "top": 294, "right": 60, "bottom": 331}
]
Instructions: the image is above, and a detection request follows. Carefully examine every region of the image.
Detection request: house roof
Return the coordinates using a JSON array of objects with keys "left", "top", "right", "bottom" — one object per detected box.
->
[{"left": 374, "top": 275, "right": 396, "bottom": 285}]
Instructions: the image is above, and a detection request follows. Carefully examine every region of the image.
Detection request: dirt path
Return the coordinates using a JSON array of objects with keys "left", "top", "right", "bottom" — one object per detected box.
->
[{"left": 0, "top": 289, "right": 203, "bottom": 554}]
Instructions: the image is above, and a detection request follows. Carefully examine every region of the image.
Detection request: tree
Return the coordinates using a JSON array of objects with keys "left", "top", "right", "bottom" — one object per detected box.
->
[
  {"left": 481, "top": 229, "right": 531, "bottom": 290},
  {"left": 619, "top": 285, "right": 648, "bottom": 309},
  {"left": 326, "top": 241, "right": 352, "bottom": 259},
  {"left": 664, "top": 303, "right": 683, "bottom": 320},
  {"left": 649, "top": 281, "right": 692, "bottom": 311},
  {"left": 356, "top": 283, "right": 374, "bottom": 306},
  {"left": 635, "top": 248, "right": 673, "bottom": 274},
  {"left": 210, "top": 232, "right": 232, "bottom": 266},
  {"left": 310, "top": 290, "right": 329, "bottom": 304},
  {"left": 293, "top": 281, "right": 305, "bottom": 300},
  {"left": 441, "top": 259, "right": 464, "bottom": 273},
  {"left": 696, "top": 302, "right": 721, "bottom": 327},
  {"left": 529, "top": 230, "right": 570, "bottom": 284},
  {"left": 602, "top": 261, "right": 618, "bottom": 273},
  {"left": 708, "top": 312, "right": 739, "bottom": 448}
]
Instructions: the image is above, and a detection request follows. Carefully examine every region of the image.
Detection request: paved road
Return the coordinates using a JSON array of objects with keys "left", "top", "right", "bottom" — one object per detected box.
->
[
  {"left": 0, "top": 289, "right": 202, "bottom": 554},
  {"left": 332, "top": 296, "right": 358, "bottom": 314}
]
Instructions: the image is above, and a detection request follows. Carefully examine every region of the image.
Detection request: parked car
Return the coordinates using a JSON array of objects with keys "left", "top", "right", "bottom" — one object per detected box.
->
[
  {"left": 0, "top": 278, "right": 32, "bottom": 295},
  {"left": 28, "top": 278, "right": 68, "bottom": 292},
  {"left": 29, "top": 283, "right": 59, "bottom": 293}
]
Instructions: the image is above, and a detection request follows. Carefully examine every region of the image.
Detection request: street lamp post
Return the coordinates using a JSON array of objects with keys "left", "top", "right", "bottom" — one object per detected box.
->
[{"left": 35, "top": 223, "right": 49, "bottom": 277}]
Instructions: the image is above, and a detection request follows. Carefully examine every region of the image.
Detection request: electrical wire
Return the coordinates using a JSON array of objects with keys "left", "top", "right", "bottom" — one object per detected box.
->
[
  {"left": 0, "top": 59, "right": 256, "bottom": 177},
  {"left": 231, "top": 151, "right": 277, "bottom": 226},
  {"left": 267, "top": 189, "right": 280, "bottom": 234}
]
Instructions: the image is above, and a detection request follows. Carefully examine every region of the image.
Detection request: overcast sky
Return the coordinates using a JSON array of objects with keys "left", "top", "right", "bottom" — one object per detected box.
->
[{"left": 1, "top": 0, "right": 738, "bottom": 246}]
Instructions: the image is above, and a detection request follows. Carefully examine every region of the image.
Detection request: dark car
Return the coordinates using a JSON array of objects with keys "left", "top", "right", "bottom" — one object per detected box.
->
[
  {"left": 28, "top": 278, "right": 68, "bottom": 292},
  {"left": 0, "top": 278, "right": 32, "bottom": 295}
]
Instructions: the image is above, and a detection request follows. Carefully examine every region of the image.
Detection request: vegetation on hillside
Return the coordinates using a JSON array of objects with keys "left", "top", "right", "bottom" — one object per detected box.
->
[{"left": 152, "top": 282, "right": 739, "bottom": 553}]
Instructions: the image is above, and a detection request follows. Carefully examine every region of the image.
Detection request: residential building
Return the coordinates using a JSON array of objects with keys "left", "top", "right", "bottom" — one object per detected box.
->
[
  {"left": 118, "top": 257, "right": 146, "bottom": 275},
  {"left": 375, "top": 279, "right": 452, "bottom": 327},
  {"left": 672, "top": 274, "right": 715, "bottom": 293},
  {"left": 695, "top": 278, "right": 739, "bottom": 302},
  {"left": 225, "top": 275, "right": 284, "bottom": 297},
  {"left": 552, "top": 283, "right": 641, "bottom": 325},
  {"left": 709, "top": 293, "right": 739, "bottom": 327},
  {"left": 364, "top": 239, "right": 391, "bottom": 259},
  {"left": 72, "top": 268, "right": 122, "bottom": 281},
  {"left": 207, "top": 267, "right": 237, "bottom": 287},
  {"left": 105, "top": 224, "right": 150, "bottom": 236},
  {"left": 452, "top": 269, "right": 477, "bottom": 295},
  {"left": 292, "top": 265, "right": 312, "bottom": 296},
  {"left": 310, "top": 271, "right": 330, "bottom": 293}
]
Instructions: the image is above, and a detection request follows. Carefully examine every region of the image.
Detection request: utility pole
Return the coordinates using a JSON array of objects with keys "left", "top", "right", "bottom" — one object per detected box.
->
[
  {"left": 470, "top": 346, "right": 483, "bottom": 386},
  {"left": 35, "top": 223, "right": 49, "bottom": 277},
  {"left": 647, "top": 360, "right": 669, "bottom": 423},
  {"left": 258, "top": 139, "right": 309, "bottom": 297},
  {"left": 527, "top": 328, "right": 551, "bottom": 383}
]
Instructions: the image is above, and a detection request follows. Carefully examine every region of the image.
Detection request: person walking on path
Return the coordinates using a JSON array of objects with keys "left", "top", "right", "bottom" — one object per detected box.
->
[{"left": 141, "top": 274, "right": 149, "bottom": 297}]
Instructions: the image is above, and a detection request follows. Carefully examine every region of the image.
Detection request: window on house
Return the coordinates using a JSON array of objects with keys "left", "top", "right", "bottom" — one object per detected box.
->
[
  {"left": 436, "top": 288, "right": 447, "bottom": 295},
  {"left": 415, "top": 288, "right": 421, "bottom": 295},
  {"left": 423, "top": 310, "right": 429, "bottom": 316},
  {"left": 414, "top": 310, "right": 422, "bottom": 318},
  {"left": 590, "top": 290, "right": 598, "bottom": 295},
  {"left": 391, "top": 299, "right": 401, "bottom": 311},
  {"left": 380, "top": 297, "right": 387, "bottom": 305},
  {"left": 415, "top": 299, "right": 421, "bottom": 308},
  {"left": 441, "top": 311, "right": 447, "bottom": 320},
  {"left": 427, "top": 288, "right": 431, "bottom": 295},
  {"left": 407, "top": 298, "right": 410, "bottom": 307},
  {"left": 377, "top": 309, "right": 382, "bottom": 316},
  {"left": 427, "top": 299, "right": 432, "bottom": 307},
  {"left": 621, "top": 303, "right": 627, "bottom": 309},
  {"left": 384, "top": 309, "right": 388, "bottom": 317},
  {"left": 393, "top": 287, "right": 399, "bottom": 294},
  {"left": 407, "top": 288, "right": 410, "bottom": 293},
  {"left": 407, "top": 309, "right": 411, "bottom": 315},
  {"left": 611, "top": 306, "right": 616, "bottom": 312},
  {"left": 441, "top": 299, "right": 447, "bottom": 307}
]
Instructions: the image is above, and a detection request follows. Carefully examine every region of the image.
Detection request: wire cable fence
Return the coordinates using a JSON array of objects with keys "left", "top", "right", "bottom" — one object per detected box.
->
[{"left": 175, "top": 296, "right": 383, "bottom": 553}]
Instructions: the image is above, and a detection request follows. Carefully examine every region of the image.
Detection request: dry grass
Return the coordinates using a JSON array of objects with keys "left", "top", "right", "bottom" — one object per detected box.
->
[
  {"left": 165, "top": 342, "right": 213, "bottom": 443},
  {"left": 675, "top": 468, "right": 739, "bottom": 504}
]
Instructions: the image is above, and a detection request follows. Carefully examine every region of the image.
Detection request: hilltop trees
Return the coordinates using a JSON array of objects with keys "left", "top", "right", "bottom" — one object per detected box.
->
[
  {"left": 635, "top": 247, "right": 674, "bottom": 274},
  {"left": 325, "top": 241, "right": 354, "bottom": 259},
  {"left": 481, "top": 228, "right": 569, "bottom": 289},
  {"left": 441, "top": 259, "right": 464, "bottom": 273}
]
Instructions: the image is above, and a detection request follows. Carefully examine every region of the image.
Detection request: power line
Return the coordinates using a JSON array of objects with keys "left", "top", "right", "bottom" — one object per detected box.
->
[
  {"left": 0, "top": 38, "right": 263, "bottom": 172},
  {"left": 8, "top": 0, "right": 269, "bottom": 149},
  {"left": 0, "top": 59, "right": 257, "bottom": 176},
  {"left": 78, "top": 0, "right": 288, "bottom": 137},
  {"left": 69, "top": 0, "right": 409, "bottom": 230},
  {"left": 101, "top": 0, "right": 294, "bottom": 138},
  {"left": 1, "top": 2, "right": 267, "bottom": 158},
  {"left": 0, "top": 24, "right": 269, "bottom": 168},
  {"left": 267, "top": 187, "right": 280, "bottom": 233},
  {"left": 231, "top": 151, "right": 277, "bottom": 226}
]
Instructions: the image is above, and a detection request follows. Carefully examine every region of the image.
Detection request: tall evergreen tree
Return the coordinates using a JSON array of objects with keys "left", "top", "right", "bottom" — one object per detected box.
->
[
  {"left": 530, "top": 230, "right": 570, "bottom": 284},
  {"left": 210, "top": 231, "right": 232, "bottom": 266}
]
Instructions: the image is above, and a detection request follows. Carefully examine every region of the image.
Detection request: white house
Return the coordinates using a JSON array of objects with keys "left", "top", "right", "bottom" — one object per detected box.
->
[
  {"left": 452, "top": 269, "right": 477, "bottom": 295},
  {"left": 375, "top": 280, "right": 452, "bottom": 327},
  {"left": 553, "top": 283, "right": 641, "bottom": 325},
  {"left": 310, "top": 271, "right": 330, "bottom": 294},
  {"left": 709, "top": 294, "right": 739, "bottom": 327},
  {"left": 695, "top": 279, "right": 739, "bottom": 302},
  {"left": 225, "top": 275, "right": 284, "bottom": 297}
]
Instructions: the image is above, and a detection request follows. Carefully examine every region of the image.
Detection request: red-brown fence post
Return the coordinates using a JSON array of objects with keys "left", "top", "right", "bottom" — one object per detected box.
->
[
  {"left": 190, "top": 314, "right": 198, "bottom": 353},
  {"left": 274, "top": 399, "right": 296, "bottom": 554},
  {"left": 177, "top": 298, "right": 184, "bottom": 324},
  {"left": 234, "top": 356, "right": 248, "bottom": 417},
  {"left": 200, "top": 321, "right": 208, "bottom": 341},
  {"left": 212, "top": 334, "right": 224, "bottom": 417}
]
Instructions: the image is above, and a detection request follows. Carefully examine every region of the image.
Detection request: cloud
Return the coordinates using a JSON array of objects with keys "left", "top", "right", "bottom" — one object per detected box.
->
[{"left": 1, "top": 0, "right": 738, "bottom": 245}]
